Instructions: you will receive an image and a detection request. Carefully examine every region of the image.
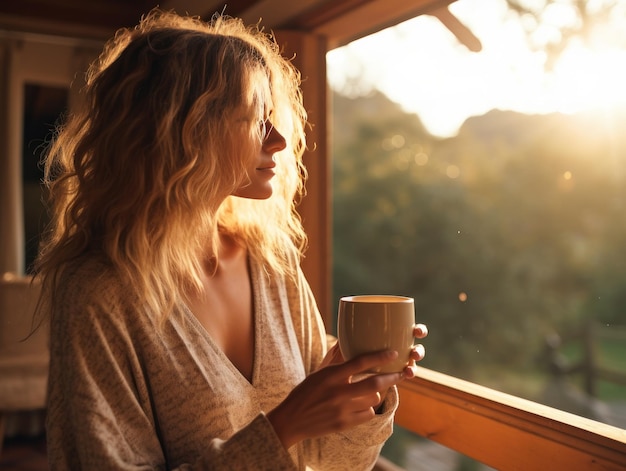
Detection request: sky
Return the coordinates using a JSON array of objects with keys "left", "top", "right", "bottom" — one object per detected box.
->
[{"left": 326, "top": 0, "right": 626, "bottom": 137}]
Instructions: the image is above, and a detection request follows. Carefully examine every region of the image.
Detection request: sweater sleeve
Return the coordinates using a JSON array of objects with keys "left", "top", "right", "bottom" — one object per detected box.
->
[
  {"left": 288, "top": 265, "right": 398, "bottom": 470},
  {"left": 46, "top": 272, "right": 297, "bottom": 471},
  {"left": 303, "top": 388, "right": 399, "bottom": 471}
]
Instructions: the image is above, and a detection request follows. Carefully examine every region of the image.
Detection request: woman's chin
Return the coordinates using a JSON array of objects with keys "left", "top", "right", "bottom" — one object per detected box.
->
[{"left": 232, "top": 186, "right": 273, "bottom": 200}]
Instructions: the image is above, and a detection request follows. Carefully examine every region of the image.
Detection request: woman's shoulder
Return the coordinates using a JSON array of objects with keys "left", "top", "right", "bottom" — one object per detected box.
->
[
  {"left": 49, "top": 255, "right": 151, "bottom": 342},
  {"left": 56, "top": 255, "right": 128, "bottom": 310}
]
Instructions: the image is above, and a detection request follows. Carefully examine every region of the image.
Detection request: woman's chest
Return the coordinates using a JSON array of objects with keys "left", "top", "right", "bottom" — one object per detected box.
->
[
  {"left": 186, "top": 249, "right": 255, "bottom": 381},
  {"left": 134, "top": 296, "right": 306, "bottom": 462}
]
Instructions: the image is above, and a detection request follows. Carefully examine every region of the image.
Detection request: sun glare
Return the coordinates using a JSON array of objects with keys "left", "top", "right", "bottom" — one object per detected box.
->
[
  {"left": 326, "top": 0, "right": 626, "bottom": 137},
  {"left": 548, "top": 44, "right": 626, "bottom": 114}
]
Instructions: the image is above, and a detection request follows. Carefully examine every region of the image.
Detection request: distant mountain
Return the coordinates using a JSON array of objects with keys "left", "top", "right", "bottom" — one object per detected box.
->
[
  {"left": 458, "top": 107, "right": 626, "bottom": 165},
  {"left": 332, "top": 89, "right": 626, "bottom": 167},
  {"left": 457, "top": 109, "right": 562, "bottom": 144},
  {"left": 460, "top": 107, "right": 624, "bottom": 140},
  {"left": 331, "top": 90, "right": 432, "bottom": 149}
]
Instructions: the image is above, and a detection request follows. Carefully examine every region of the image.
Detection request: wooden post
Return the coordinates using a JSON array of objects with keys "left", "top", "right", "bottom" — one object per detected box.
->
[
  {"left": 0, "top": 39, "right": 23, "bottom": 274},
  {"left": 273, "top": 30, "right": 332, "bottom": 328}
]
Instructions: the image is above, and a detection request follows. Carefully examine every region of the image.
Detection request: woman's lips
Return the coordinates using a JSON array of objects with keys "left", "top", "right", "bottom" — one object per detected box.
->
[{"left": 257, "top": 161, "right": 276, "bottom": 171}]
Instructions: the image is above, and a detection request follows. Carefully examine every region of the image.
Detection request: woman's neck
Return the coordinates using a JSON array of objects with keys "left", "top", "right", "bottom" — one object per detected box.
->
[{"left": 204, "top": 231, "right": 246, "bottom": 276}]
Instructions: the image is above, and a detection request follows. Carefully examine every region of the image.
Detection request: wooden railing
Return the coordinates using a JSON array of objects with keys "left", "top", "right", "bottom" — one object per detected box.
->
[{"left": 394, "top": 367, "right": 626, "bottom": 470}]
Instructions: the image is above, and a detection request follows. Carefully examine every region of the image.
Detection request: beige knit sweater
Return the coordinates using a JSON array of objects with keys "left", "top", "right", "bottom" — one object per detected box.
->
[{"left": 46, "top": 255, "right": 398, "bottom": 470}]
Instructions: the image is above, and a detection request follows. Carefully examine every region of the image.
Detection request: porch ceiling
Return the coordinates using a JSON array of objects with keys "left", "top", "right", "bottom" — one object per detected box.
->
[{"left": 0, "top": 0, "right": 480, "bottom": 51}]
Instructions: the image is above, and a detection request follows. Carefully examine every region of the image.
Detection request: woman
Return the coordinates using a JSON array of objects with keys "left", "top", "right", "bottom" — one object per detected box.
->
[{"left": 36, "top": 9, "right": 427, "bottom": 470}]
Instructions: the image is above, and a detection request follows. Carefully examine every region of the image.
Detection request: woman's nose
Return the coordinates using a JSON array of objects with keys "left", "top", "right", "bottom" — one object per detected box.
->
[{"left": 262, "top": 125, "right": 287, "bottom": 153}]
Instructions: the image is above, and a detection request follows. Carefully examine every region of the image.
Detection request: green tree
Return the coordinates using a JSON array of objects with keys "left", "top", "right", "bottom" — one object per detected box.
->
[{"left": 332, "top": 90, "right": 626, "bottom": 379}]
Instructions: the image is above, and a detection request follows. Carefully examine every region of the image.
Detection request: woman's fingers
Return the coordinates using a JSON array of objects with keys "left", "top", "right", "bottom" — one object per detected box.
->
[
  {"left": 402, "top": 344, "right": 426, "bottom": 378},
  {"left": 402, "top": 363, "right": 418, "bottom": 379},
  {"left": 268, "top": 352, "right": 405, "bottom": 448},
  {"left": 403, "top": 324, "right": 428, "bottom": 379},
  {"left": 347, "top": 371, "right": 403, "bottom": 397},
  {"left": 411, "top": 344, "right": 426, "bottom": 361},
  {"left": 270, "top": 328, "right": 430, "bottom": 448},
  {"left": 328, "top": 350, "right": 398, "bottom": 379},
  {"left": 349, "top": 391, "right": 382, "bottom": 411},
  {"left": 413, "top": 323, "right": 428, "bottom": 339}
]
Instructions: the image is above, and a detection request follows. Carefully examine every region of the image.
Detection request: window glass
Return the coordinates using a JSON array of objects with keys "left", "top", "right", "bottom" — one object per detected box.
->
[{"left": 327, "top": 1, "right": 626, "bottom": 464}]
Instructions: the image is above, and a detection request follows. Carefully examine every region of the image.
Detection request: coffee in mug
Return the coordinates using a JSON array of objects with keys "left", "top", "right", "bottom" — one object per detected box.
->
[{"left": 337, "top": 295, "right": 415, "bottom": 373}]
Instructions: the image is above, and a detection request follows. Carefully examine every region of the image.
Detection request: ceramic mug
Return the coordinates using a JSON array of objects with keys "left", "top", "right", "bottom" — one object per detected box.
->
[{"left": 337, "top": 295, "right": 415, "bottom": 373}]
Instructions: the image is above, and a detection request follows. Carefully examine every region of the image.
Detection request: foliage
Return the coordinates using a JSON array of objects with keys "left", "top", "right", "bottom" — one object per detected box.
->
[
  {"left": 504, "top": 0, "right": 625, "bottom": 69},
  {"left": 332, "top": 90, "right": 626, "bottom": 379}
]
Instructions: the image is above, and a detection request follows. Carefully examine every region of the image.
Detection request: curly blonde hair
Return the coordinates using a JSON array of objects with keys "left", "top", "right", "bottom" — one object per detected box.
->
[{"left": 36, "top": 9, "right": 308, "bottom": 322}]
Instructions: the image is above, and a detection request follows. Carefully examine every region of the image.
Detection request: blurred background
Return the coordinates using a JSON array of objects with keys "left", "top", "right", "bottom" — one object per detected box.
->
[{"left": 328, "top": 0, "right": 626, "bottom": 467}]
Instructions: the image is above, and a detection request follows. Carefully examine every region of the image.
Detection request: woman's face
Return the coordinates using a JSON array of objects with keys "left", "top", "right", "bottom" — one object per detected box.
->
[{"left": 232, "top": 86, "right": 287, "bottom": 200}]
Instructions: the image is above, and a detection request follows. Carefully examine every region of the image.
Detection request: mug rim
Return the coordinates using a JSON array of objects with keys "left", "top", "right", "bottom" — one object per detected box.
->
[{"left": 340, "top": 295, "right": 413, "bottom": 303}]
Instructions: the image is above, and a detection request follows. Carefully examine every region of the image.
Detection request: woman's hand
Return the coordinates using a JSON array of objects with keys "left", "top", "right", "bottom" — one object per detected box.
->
[
  {"left": 267, "top": 350, "right": 403, "bottom": 450},
  {"left": 319, "top": 323, "right": 428, "bottom": 373},
  {"left": 402, "top": 323, "right": 428, "bottom": 379},
  {"left": 373, "top": 323, "right": 428, "bottom": 408},
  {"left": 267, "top": 324, "right": 429, "bottom": 450},
  {"left": 318, "top": 342, "right": 344, "bottom": 370}
]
